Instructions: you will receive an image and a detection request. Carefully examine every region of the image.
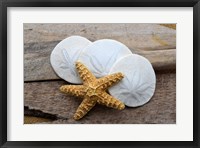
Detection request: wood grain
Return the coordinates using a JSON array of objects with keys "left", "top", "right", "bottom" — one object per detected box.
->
[
  {"left": 137, "top": 49, "right": 176, "bottom": 71},
  {"left": 24, "top": 24, "right": 176, "bottom": 50},
  {"left": 24, "top": 72, "right": 176, "bottom": 124},
  {"left": 24, "top": 40, "right": 176, "bottom": 81},
  {"left": 24, "top": 24, "right": 176, "bottom": 124},
  {"left": 24, "top": 24, "right": 176, "bottom": 82}
]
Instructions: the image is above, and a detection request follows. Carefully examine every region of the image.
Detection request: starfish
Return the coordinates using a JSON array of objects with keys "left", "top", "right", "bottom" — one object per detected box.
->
[{"left": 60, "top": 61, "right": 125, "bottom": 120}]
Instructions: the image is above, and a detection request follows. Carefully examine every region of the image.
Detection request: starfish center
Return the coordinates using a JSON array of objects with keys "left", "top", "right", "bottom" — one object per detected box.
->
[{"left": 86, "top": 85, "right": 98, "bottom": 97}]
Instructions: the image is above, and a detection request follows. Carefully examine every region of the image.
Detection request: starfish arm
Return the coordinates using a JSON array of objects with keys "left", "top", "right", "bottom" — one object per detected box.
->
[
  {"left": 73, "top": 96, "right": 97, "bottom": 120},
  {"left": 60, "top": 85, "right": 86, "bottom": 97},
  {"left": 75, "top": 61, "right": 96, "bottom": 85},
  {"left": 96, "top": 72, "right": 124, "bottom": 90},
  {"left": 97, "top": 92, "right": 125, "bottom": 110}
]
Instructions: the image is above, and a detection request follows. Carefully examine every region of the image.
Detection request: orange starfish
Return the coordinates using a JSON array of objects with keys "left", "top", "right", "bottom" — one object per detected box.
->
[{"left": 60, "top": 61, "right": 125, "bottom": 120}]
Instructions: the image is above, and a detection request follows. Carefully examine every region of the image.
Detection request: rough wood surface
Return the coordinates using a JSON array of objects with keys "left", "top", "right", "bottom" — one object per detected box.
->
[
  {"left": 24, "top": 41, "right": 176, "bottom": 81},
  {"left": 24, "top": 72, "right": 176, "bottom": 124},
  {"left": 24, "top": 24, "right": 176, "bottom": 50},
  {"left": 24, "top": 24, "right": 176, "bottom": 81},
  {"left": 137, "top": 49, "right": 176, "bottom": 71},
  {"left": 24, "top": 24, "right": 176, "bottom": 124}
]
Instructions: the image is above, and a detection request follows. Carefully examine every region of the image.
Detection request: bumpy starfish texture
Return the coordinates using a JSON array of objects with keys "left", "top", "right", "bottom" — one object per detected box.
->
[{"left": 60, "top": 61, "right": 125, "bottom": 120}]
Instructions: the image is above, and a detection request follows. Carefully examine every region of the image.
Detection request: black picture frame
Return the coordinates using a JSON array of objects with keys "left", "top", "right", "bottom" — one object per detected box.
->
[{"left": 0, "top": 0, "right": 199, "bottom": 147}]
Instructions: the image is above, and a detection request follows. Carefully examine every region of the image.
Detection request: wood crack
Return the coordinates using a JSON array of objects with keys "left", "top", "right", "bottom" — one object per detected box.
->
[{"left": 24, "top": 106, "right": 67, "bottom": 121}]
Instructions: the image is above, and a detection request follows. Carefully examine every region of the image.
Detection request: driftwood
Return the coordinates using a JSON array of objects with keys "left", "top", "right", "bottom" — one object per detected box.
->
[
  {"left": 24, "top": 24, "right": 176, "bottom": 82},
  {"left": 24, "top": 72, "right": 176, "bottom": 124},
  {"left": 137, "top": 49, "right": 176, "bottom": 71},
  {"left": 24, "top": 23, "right": 176, "bottom": 50},
  {"left": 24, "top": 40, "right": 176, "bottom": 81},
  {"left": 24, "top": 24, "right": 176, "bottom": 124}
]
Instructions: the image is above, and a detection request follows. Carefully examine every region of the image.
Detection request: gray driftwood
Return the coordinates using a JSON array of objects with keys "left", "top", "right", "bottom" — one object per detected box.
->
[
  {"left": 24, "top": 72, "right": 176, "bottom": 124},
  {"left": 24, "top": 24, "right": 176, "bottom": 82},
  {"left": 24, "top": 40, "right": 176, "bottom": 81},
  {"left": 24, "top": 24, "right": 176, "bottom": 124},
  {"left": 24, "top": 23, "right": 176, "bottom": 50},
  {"left": 24, "top": 24, "right": 176, "bottom": 81}
]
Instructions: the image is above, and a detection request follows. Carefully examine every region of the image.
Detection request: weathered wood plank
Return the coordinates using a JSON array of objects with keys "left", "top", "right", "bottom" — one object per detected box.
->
[
  {"left": 137, "top": 49, "right": 176, "bottom": 71},
  {"left": 24, "top": 41, "right": 58, "bottom": 81},
  {"left": 24, "top": 40, "right": 176, "bottom": 81},
  {"left": 24, "top": 24, "right": 176, "bottom": 81},
  {"left": 24, "top": 24, "right": 176, "bottom": 51},
  {"left": 24, "top": 72, "right": 176, "bottom": 124}
]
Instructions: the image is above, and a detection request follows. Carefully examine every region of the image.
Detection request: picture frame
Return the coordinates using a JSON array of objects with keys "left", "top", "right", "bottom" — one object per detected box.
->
[{"left": 0, "top": 0, "right": 199, "bottom": 147}]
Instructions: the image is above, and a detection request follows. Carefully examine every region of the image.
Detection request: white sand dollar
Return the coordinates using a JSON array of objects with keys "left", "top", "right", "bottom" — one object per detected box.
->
[
  {"left": 78, "top": 39, "right": 132, "bottom": 78},
  {"left": 50, "top": 36, "right": 92, "bottom": 83},
  {"left": 109, "top": 54, "right": 156, "bottom": 107}
]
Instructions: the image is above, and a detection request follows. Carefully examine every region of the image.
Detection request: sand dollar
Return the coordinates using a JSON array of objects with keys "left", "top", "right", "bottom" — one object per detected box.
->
[
  {"left": 78, "top": 39, "right": 132, "bottom": 78},
  {"left": 50, "top": 36, "right": 92, "bottom": 83},
  {"left": 109, "top": 54, "right": 156, "bottom": 107}
]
